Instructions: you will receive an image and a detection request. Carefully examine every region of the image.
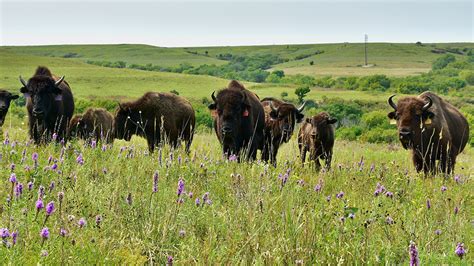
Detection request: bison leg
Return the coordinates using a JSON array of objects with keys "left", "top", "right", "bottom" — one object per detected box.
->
[
  {"left": 412, "top": 153, "right": 424, "bottom": 173},
  {"left": 324, "top": 151, "right": 333, "bottom": 170},
  {"left": 300, "top": 145, "right": 307, "bottom": 164},
  {"left": 270, "top": 141, "right": 279, "bottom": 166}
]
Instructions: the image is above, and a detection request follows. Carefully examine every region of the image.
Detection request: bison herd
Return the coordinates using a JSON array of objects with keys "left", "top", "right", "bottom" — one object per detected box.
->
[{"left": 0, "top": 66, "right": 470, "bottom": 175}]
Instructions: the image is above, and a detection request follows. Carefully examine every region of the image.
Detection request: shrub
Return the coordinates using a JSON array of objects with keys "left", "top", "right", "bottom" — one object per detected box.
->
[
  {"left": 358, "top": 75, "right": 391, "bottom": 91},
  {"left": 362, "top": 111, "right": 391, "bottom": 129},
  {"left": 432, "top": 54, "right": 455, "bottom": 70},
  {"left": 336, "top": 126, "right": 363, "bottom": 141},
  {"left": 360, "top": 128, "right": 397, "bottom": 143},
  {"left": 460, "top": 71, "right": 474, "bottom": 85}
]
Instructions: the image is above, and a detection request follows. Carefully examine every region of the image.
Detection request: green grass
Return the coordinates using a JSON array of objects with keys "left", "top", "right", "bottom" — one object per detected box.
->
[
  {"left": 0, "top": 48, "right": 404, "bottom": 103},
  {"left": 0, "top": 126, "right": 472, "bottom": 264},
  {"left": 5, "top": 43, "right": 474, "bottom": 77}
]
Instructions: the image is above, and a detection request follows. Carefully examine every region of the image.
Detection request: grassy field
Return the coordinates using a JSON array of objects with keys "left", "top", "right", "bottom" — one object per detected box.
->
[
  {"left": 5, "top": 42, "right": 474, "bottom": 77},
  {"left": 0, "top": 126, "right": 472, "bottom": 264},
  {"left": 0, "top": 48, "right": 400, "bottom": 103},
  {"left": 0, "top": 43, "right": 472, "bottom": 264}
]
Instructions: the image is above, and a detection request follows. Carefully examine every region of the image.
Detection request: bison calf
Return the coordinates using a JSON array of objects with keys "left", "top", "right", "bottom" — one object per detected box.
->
[
  {"left": 114, "top": 92, "right": 195, "bottom": 153},
  {"left": 0, "top": 90, "right": 19, "bottom": 127},
  {"left": 298, "top": 112, "right": 337, "bottom": 170},
  {"left": 261, "top": 98, "right": 305, "bottom": 165},
  {"left": 387, "top": 92, "right": 469, "bottom": 175},
  {"left": 69, "top": 108, "right": 114, "bottom": 143}
]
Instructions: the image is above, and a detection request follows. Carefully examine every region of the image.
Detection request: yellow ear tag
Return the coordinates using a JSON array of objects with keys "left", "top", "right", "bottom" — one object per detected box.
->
[
  {"left": 390, "top": 119, "right": 397, "bottom": 125},
  {"left": 424, "top": 118, "right": 432, "bottom": 125}
]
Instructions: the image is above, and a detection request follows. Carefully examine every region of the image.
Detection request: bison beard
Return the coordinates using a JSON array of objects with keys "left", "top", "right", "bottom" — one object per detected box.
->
[
  {"left": 387, "top": 92, "right": 469, "bottom": 175},
  {"left": 0, "top": 90, "right": 19, "bottom": 127},
  {"left": 208, "top": 80, "right": 265, "bottom": 161},
  {"left": 19, "top": 66, "right": 75, "bottom": 144},
  {"left": 114, "top": 92, "right": 195, "bottom": 153},
  {"left": 261, "top": 97, "right": 306, "bottom": 166}
]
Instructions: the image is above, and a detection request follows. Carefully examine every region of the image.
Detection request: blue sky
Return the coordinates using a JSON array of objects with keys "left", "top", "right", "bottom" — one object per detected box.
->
[{"left": 0, "top": 0, "right": 472, "bottom": 47}]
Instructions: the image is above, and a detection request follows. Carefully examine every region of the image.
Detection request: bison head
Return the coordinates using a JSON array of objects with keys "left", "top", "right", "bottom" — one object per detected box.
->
[
  {"left": 68, "top": 115, "right": 84, "bottom": 139},
  {"left": 269, "top": 101, "right": 306, "bottom": 142},
  {"left": 208, "top": 89, "right": 250, "bottom": 154},
  {"left": 114, "top": 104, "right": 145, "bottom": 141},
  {"left": 0, "top": 90, "right": 19, "bottom": 127},
  {"left": 387, "top": 95, "right": 434, "bottom": 149},
  {"left": 306, "top": 113, "right": 337, "bottom": 140},
  {"left": 19, "top": 75, "right": 64, "bottom": 119}
]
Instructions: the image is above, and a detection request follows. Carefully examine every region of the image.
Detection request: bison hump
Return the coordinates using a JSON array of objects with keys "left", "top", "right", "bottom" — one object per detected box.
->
[
  {"left": 228, "top": 80, "right": 246, "bottom": 90},
  {"left": 34, "top": 66, "right": 53, "bottom": 77}
]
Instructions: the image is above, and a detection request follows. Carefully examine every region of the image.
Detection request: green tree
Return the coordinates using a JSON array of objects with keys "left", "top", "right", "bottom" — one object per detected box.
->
[
  {"left": 294, "top": 86, "right": 310, "bottom": 104},
  {"left": 432, "top": 54, "right": 455, "bottom": 70}
]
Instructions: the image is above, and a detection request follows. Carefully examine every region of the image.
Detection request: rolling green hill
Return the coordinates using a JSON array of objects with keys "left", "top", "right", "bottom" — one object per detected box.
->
[{"left": 4, "top": 43, "right": 473, "bottom": 77}]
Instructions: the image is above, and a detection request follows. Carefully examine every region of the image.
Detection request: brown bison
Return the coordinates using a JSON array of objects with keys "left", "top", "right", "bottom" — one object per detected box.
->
[
  {"left": 261, "top": 98, "right": 306, "bottom": 165},
  {"left": 0, "top": 90, "right": 19, "bottom": 127},
  {"left": 208, "top": 80, "right": 265, "bottom": 161},
  {"left": 19, "top": 66, "right": 75, "bottom": 144},
  {"left": 298, "top": 112, "right": 337, "bottom": 170},
  {"left": 387, "top": 92, "right": 469, "bottom": 174},
  {"left": 69, "top": 108, "right": 115, "bottom": 143},
  {"left": 114, "top": 92, "right": 195, "bottom": 152}
]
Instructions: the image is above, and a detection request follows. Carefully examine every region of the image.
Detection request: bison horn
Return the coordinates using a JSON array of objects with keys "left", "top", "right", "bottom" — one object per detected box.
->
[
  {"left": 388, "top": 95, "right": 397, "bottom": 110},
  {"left": 297, "top": 101, "right": 306, "bottom": 113},
  {"left": 211, "top": 91, "right": 217, "bottom": 102},
  {"left": 19, "top": 76, "right": 27, "bottom": 87},
  {"left": 422, "top": 96, "right": 433, "bottom": 111},
  {"left": 55, "top": 76, "right": 65, "bottom": 86},
  {"left": 270, "top": 102, "right": 278, "bottom": 113}
]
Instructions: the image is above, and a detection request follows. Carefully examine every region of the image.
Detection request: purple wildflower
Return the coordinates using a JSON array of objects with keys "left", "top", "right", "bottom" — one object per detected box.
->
[
  {"left": 167, "top": 255, "right": 173, "bottom": 266},
  {"left": 76, "top": 153, "right": 84, "bottom": 165},
  {"left": 441, "top": 186, "right": 447, "bottom": 192},
  {"left": 386, "top": 216, "right": 394, "bottom": 225},
  {"left": 385, "top": 191, "right": 394, "bottom": 198},
  {"left": 455, "top": 243, "right": 466, "bottom": 259},
  {"left": 52, "top": 133, "right": 57, "bottom": 141},
  {"left": 454, "top": 175, "right": 461, "bottom": 183},
  {"left": 11, "top": 231, "right": 18, "bottom": 244},
  {"left": 60, "top": 228, "right": 67, "bottom": 237},
  {"left": 78, "top": 218, "right": 86, "bottom": 228},
  {"left": 454, "top": 206, "right": 459, "bottom": 214},
  {"left": 32, "top": 152, "right": 38, "bottom": 161},
  {"left": 297, "top": 179, "right": 305, "bottom": 186},
  {"left": 28, "top": 181, "right": 33, "bottom": 191},
  {"left": 45, "top": 201, "right": 55, "bottom": 216},
  {"left": 426, "top": 199, "right": 431, "bottom": 210},
  {"left": 177, "top": 179, "right": 185, "bottom": 196},
  {"left": 10, "top": 163, "right": 15, "bottom": 171},
  {"left": 326, "top": 195, "right": 331, "bottom": 202},
  {"left": 0, "top": 228, "right": 9, "bottom": 239},
  {"left": 348, "top": 213, "right": 355, "bottom": 219},
  {"left": 314, "top": 183, "right": 322, "bottom": 193},
  {"left": 409, "top": 241, "right": 419, "bottom": 266},
  {"left": 36, "top": 199, "right": 44, "bottom": 210},
  {"left": 15, "top": 183, "right": 23, "bottom": 197},
  {"left": 41, "top": 250, "right": 48, "bottom": 257},
  {"left": 39, "top": 185, "right": 45, "bottom": 197},
  {"left": 179, "top": 230, "right": 186, "bottom": 237},
  {"left": 9, "top": 173, "right": 17, "bottom": 183},
  {"left": 101, "top": 145, "right": 107, "bottom": 152},
  {"left": 91, "top": 140, "right": 97, "bottom": 149},
  {"left": 51, "top": 163, "right": 58, "bottom": 170},
  {"left": 336, "top": 191, "right": 344, "bottom": 199},
  {"left": 195, "top": 198, "right": 201, "bottom": 206},
  {"left": 48, "top": 155, "right": 53, "bottom": 164},
  {"left": 153, "top": 171, "right": 159, "bottom": 193},
  {"left": 49, "top": 181, "right": 55, "bottom": 192},
  {"left": 58, "top": 191, "right": 64, "bottom": 202},
  {"left": 229, "top": 154, "right": 238, "bottom": 162},
  {"left": 435, "top": 229, "right": 441, "bottom": 235},
  {"left": 40, "top": 227, "right": 49, "bottom": 239},
  {"left": 188, "top": 192, "right": 193, "bottom": 198},
  {"left": 202, "top": 192, "right": 209, "bottom": 203}
]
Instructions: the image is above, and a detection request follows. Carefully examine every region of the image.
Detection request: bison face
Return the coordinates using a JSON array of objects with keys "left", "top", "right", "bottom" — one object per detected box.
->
[
  {"left": 19, "top": 75, "right": 64, "bottom": 119},
  {"left": 387, "top": 95, "right": 434, "bottom": 149},
  {"left": 68, "top": 115, "right": 83, "bottom": 139},
  {"left": 269, "top": 102, "right": 305, "bottom": 142},
  {"left": 306, "top": 114, "right": 337, "bottom": 140},
  {"left": 208, "top": 90, "right": 250, "bottom": 154},
  {"left": 0, "top": 90, "right": 19, "bottom": 127},
  {"left": 115, "top": 105, "right": 144, "bottom": 141}
]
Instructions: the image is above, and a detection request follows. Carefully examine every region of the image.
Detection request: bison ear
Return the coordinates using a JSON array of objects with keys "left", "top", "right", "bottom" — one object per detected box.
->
[
  {"left": 296, "top": 112, "right": 305, "bottom": 123},
  {"left": 269, "top": 110, "right": 278, "bottom": 120},
  {"left": 387, "top": 112, "right": 396, "bottom": 119},
  {"left": 10, "top": 94, "right": 19, "bottom": 100},
  {"left": 20, "top": 87, "right": 28, "bottom": 94},
  {"left": 422, "top": 111, "right": 434, "bottom": 121},
  {"left": 328, "top": 118, "right": 337, "bottom": 124},
  {"left": 306, "top": 118, "right": 312, "bottom": 124},
  {"left": 208, "top": 103, "right": 216, "bottom": 110}
]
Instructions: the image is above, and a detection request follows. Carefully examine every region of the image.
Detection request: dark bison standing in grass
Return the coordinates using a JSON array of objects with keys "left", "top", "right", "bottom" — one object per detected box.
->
[
  {"left": 0, "top": 90, "right": 19, "bottom": 127},
  {"left": 261, "top": 97, "right": 306, "bottom": 165},
  {"left": 298, "top": 112, "right": 337, "bottom": 170},
  {"left": 114, "top": 92, "right": 195, "bottom": 153},
  {"left": 69, "top": 108, "right": 115, "bottom": 143},
  {"left": 19, "top": 66, "right": 75, "bottom": 144},
  {"left": 208, "top": 80, "right": 265, "bottom": 161},
  {"left": 387, "top": 91, "right": 469, "bottom": 175}
]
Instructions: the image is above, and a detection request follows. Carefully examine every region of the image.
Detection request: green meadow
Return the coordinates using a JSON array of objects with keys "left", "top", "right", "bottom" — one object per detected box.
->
[{"left": 0, "top": 43, "right": 472, "bottom": 264}]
